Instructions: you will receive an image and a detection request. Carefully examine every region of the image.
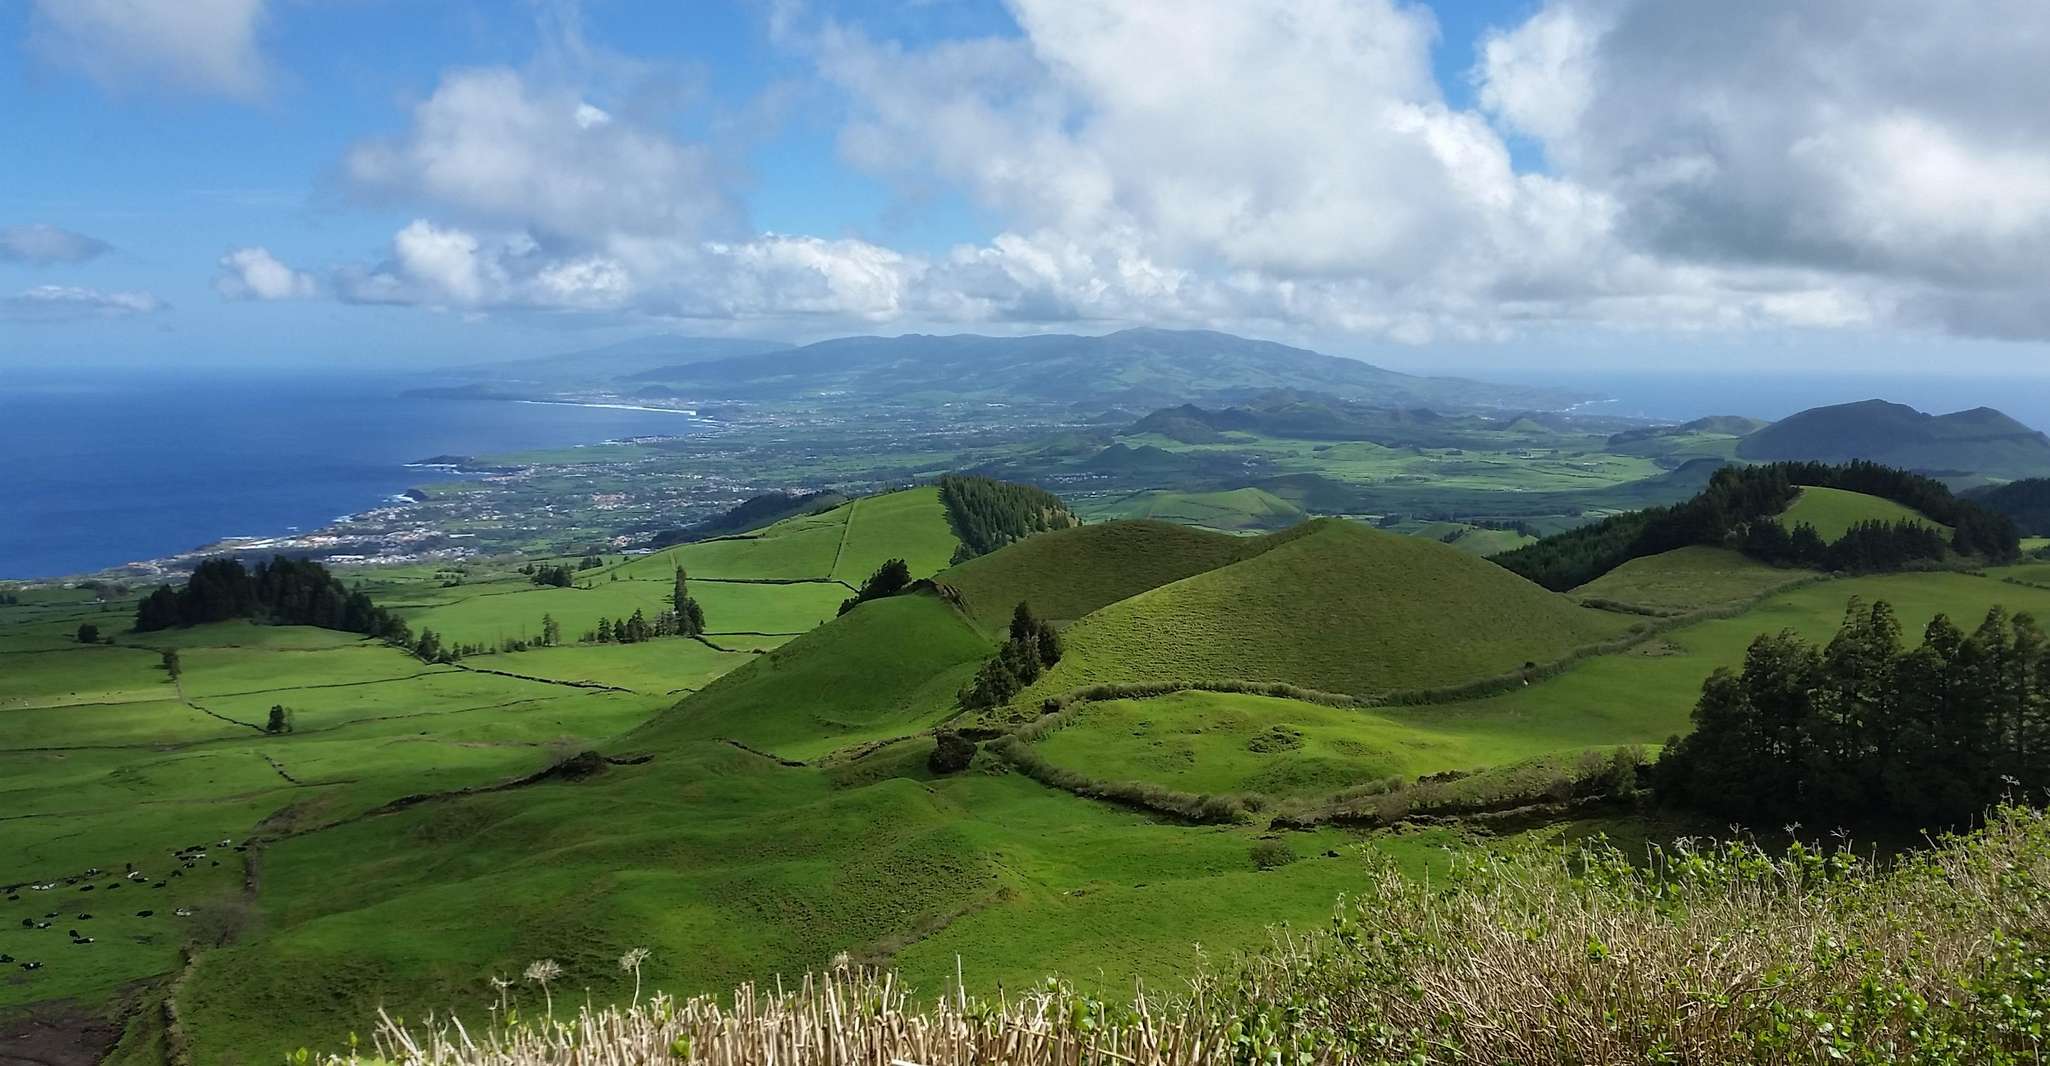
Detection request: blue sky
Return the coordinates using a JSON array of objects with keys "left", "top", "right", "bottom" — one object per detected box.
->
[{"left": 3, "top": 0, "right": 2047, "bottom": 374}]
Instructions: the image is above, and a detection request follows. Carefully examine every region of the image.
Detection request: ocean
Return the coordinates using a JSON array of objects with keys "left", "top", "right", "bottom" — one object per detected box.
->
[{"left": 0, "top": 369, "right": 706, "bottom": 581}]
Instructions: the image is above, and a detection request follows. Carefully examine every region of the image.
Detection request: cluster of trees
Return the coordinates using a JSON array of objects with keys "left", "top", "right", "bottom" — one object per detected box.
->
[
  {"left": 1496, "top": 461, "right": 2019, "bottom": 591},
  {"left": 525, "top": 564, "right": 577, "bottom": 588},
  {"left": 1659, "top": 599, "right": 2050, "bottom": 827},
  {"left": 265, "top": 704, "right": 293, "bottom": 734},
  {"left": 134, "top": 557, "right": 410, "bottom": 643},
  {"left": 959, "top": 602, "right": 1063, "bottom": 711},
  {"left": 839, "top": 559, "right": 912, "bottom": 615},
  {"left": 938, "top": 474, "right": 1078, "bottom": 562},
  {"left": 580, "top": 569, "right": 706, "bottom": 645}
]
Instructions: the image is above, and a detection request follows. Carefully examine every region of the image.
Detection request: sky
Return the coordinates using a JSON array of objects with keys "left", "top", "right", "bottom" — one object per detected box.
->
[{"left": 3, "top": 0, "right": 2049, "bottom": 375}]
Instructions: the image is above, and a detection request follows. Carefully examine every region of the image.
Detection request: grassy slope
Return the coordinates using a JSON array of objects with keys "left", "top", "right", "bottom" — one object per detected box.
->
[
  {"left": 1573, "top": 546, "right": 1812, "bottom": 613},
  {"left": 1776, "top": 486, "right": 1949, "bottom": 541},
  {"left": 633, "top": 591, "right": 993, "bottom": 761},
  {"left": 831, "top": 487, "right": 962, "bottom": 583},
  {"left": 939, "top": 520, "right": 1252, "bottom": 633},
  {"left": 1099, "top": 487, "right": 1307, "bottom": 532},
  {"left": 1027, "top": 520, "right": 1634, "bottom": 699}
]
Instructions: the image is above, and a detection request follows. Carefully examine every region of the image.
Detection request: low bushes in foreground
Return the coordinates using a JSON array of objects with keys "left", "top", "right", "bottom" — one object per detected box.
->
[{"left": 325, "top": 805, "right": 2050, "bottom": 1065}]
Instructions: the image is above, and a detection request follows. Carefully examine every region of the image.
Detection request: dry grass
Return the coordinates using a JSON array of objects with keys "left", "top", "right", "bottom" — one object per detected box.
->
[{"left": 320, "top": 805, "right": 2050, "bottom": 1065}]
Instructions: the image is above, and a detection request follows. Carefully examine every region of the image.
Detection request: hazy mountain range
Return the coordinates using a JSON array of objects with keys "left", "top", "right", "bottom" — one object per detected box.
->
[{"left": 433, "top": 328, "right": 1590, "bottom": 412}]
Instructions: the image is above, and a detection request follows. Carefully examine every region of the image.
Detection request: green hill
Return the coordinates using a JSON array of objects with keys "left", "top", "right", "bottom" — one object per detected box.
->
[
  {"left": 1024, "top": 519, "right": 1633, "bottom": 700},
  {"left": 1775, "top": 486, "right": 1949, "bottom": 541},
  {"left": 1103, "top": 487, "right": 1308, "bottom": 531},
  {"left": 1572, "top": 546, "right": 1813, "bottom": 614},
  {"left": 636, "top": 590, "right": 991, "bottom": 760},
  {"left": 1736, "top": 399, "right": 2050, "bottom": 479},
  {"left": 940, "top": 520, "right": 1252, "bottom": 632}
]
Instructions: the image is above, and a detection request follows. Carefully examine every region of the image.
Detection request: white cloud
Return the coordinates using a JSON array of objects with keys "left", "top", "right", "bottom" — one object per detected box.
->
[
  {"left": 0, "top": 224, "right": 112, "bottom": 265},
  {"left": 343, "top": 68, "right": 737, "bottom": 245},
  {"left": 28, "top": 0, "right": 270, "bottom": 99},
  {"left": 1477, "top": 0, "right": 2050, "bottom": 338},
  {"left": 3, "top": 285, "right": 165, "bottom": 321},
  {"left": 214, "top": 246, "right": 316, "bottom": 300}
]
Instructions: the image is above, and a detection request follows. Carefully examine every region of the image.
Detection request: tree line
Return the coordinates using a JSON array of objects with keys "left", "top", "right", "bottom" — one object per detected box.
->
[
  {"left": 938, "top": 474, "right": 1079, "bottom": 563},
  {"left": 1495, "top": 461, "right": 2019, "bottom": 591},
  {"left": 1659, "top": 598, "right": 2050, "bottom": 828},
  {"left": 134, "top": 557, "right": 410, "bottom": 643}
]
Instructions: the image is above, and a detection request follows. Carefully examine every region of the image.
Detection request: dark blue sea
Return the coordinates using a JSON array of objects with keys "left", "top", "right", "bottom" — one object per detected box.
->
[{"left": 0, "top": 369, "right": 705, "bottom": 580}]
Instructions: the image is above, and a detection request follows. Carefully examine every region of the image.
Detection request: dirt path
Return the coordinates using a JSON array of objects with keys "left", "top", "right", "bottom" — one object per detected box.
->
[{"left": 0, "top": 1001, "right": 126, "bottom": 1066}]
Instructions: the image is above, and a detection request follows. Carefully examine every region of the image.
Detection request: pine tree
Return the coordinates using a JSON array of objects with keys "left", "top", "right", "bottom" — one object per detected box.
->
[{"left": 1009, "top": 601, "right": 1038, "bottom": 645}]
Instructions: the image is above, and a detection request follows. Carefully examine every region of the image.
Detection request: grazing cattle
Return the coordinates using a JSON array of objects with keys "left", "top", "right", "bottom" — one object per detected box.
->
[
  {"left": 20, "top": 962, "right": 39, "bottom": 971},
  {"left": 18, "top": 919, "right": 31, "bottom": 928},
  {"left": 136, "top": 911, "right": 153, "bottom": 918},
  {"left": 0, "top": 954, "right": 11, "bottom": 963}
]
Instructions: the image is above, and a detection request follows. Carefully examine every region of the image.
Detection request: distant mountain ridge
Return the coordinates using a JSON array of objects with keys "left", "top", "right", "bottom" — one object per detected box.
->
[
  {"left": 1737, "top": 399, "right": 2050, "bottom": 480},
  {"left": 626, "top": 328, "right": 1589, "bottom": 411},
  {"left": 1121, "top": 392, "right": 1601, "bottom": 449}
]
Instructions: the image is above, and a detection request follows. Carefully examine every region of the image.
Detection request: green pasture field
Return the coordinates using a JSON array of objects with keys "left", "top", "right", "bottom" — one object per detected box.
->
[
  {"left": 1775, "top": 486, "right": 1948, "bottom": 541},
  {"left": 0, "top": 593, "right": 695, "bottom": 1014},
  {"left": 830, "top": 487, "right": 962, "bottom": 582},
  {"left": 1572, "top": 546, "right": 1814, "bottom": 613},
  {"left": 1032, "top": 690, "right": 1482, "bottom": 798},
  {"left": 482, "top": 639, "right": 762, "bottom": 695},
  {"left": 393, "top": 577, "right": 843, "bottom": 647}
]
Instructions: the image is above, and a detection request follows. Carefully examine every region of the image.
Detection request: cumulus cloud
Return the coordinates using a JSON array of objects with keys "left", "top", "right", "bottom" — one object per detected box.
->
[
  {"left": 2, "top": 285, "right": 165, "bottom": 321},
  {"left": 214, "top": 246, "right": 316, "bottom": 300},
  {"left": 343, "top": 68, "right": 738, "bottom": 245},
  {"left": 0, "top": 224, "right": 113, "bottom": 265},
  {"left": 27, "top": 0, "right": 270, "bottom": 99},
  {"left": 1477, "top": 0, "right": 2050, "bottom": 338}
]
